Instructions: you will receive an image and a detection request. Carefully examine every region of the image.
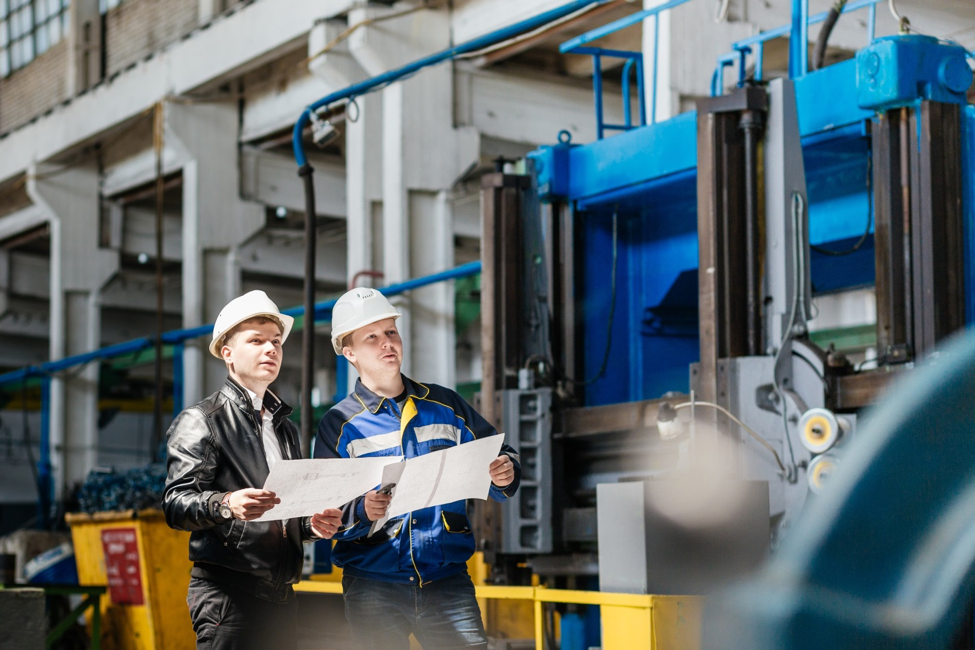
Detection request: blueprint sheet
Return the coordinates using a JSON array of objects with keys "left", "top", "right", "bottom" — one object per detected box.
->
[
  {"left": 256, "top": 456, "right": 402, "bottom": 522},
  {"left": 369, "top": 434, "right": 505, "bottom": 535}
]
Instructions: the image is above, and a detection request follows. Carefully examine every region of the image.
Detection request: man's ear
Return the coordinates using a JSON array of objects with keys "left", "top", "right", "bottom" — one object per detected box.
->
[
  {"left": 221, "top": 344, "right": 234, "bottom": 367},
  {"left": 342, "top": 347, "right": 355, "bottom": 365}
]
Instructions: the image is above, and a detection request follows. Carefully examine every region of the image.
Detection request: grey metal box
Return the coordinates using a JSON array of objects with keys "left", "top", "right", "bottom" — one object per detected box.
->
[{"left": 597, "top": 479, "right": 770, "bottom": 595}]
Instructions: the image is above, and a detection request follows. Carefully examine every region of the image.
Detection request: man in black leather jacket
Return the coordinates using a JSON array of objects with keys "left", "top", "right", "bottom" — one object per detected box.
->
[{"left": 163, "top": 290, "right": 342, "bottom": 650}]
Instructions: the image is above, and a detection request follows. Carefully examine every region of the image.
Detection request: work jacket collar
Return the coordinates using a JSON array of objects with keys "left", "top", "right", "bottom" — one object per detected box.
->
[
  {"left": 353, "top": 374, "right": 430, "bottom": 414},
  {"left": 221, "top": 376, "right": 293, "bottom": 424}
]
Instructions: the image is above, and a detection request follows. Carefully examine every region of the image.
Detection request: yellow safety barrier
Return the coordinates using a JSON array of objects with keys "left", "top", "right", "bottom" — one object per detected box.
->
[{"left": 293, "top": 581, "right": 703, "bottom": 650}]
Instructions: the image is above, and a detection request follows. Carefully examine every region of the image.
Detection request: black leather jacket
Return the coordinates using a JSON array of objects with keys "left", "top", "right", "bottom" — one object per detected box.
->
[{"left": 162, "top": 377, "right": 315, "bottom": 602}]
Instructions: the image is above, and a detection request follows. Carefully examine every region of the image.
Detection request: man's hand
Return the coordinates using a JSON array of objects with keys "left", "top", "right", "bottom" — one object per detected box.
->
[
  {"left": 310, "top": 508, "right": 344, "bottom": 539},
  {"left": 489, "top": 455, "right": 514, "bottom": 488},
  {"left": 363, "top": 490, "right": 392, "bottom": 521},
  {"left": 228, "top": 488, "right": 280, "bottom": 521}
]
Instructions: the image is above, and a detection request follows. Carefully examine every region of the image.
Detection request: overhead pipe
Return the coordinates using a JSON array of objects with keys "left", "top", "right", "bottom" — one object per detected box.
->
[{"left": 292, "top": 0, "right": 612, "bottom": 452}]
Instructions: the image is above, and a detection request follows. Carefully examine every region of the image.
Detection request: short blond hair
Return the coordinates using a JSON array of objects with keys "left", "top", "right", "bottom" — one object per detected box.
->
[{"left": 220, "top": 316, "right": 283, "bottom": 351}]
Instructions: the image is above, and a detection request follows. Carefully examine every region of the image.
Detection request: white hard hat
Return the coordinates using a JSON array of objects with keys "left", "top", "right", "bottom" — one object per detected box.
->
[
  {"left": 330, "top": 288, "right": 401, "bottom": 354},
  {"left": 209, "top": 290, "right": 295, "bottom": 358}
]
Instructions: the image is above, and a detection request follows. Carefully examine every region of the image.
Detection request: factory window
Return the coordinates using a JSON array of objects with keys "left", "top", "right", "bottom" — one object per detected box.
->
[
  {"left": 0, "top": 0, "right": 70, "bottom": 77},
  {"left": 98, "top": 0, "right": 121, "bottom": 12}
]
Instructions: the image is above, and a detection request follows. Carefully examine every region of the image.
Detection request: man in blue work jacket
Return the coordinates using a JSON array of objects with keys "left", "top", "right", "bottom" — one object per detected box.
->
[{"left": 314, "top": 287, "right": 521, "bottom": 649}]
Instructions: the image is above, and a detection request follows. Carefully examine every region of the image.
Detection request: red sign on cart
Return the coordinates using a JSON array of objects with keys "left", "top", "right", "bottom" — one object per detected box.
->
[{"left": 101, "top": 527, "right": 144, "bottom": 605}]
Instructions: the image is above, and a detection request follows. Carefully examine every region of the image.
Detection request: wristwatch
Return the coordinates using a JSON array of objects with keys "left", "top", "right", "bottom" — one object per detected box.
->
[{"left": 218, "top": 492, "right": 233, "bottom": 520}]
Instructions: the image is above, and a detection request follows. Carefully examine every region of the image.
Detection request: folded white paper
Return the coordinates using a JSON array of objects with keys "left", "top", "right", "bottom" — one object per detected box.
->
[
  {"left": 256, "top": 456, "right": 402, "bottom": 522},
  {"left": 369, "top": 434, "right": 505, "bottom": 535}
]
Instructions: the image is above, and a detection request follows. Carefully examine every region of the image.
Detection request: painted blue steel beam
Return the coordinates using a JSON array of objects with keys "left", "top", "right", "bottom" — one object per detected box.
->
[
  {"left": 532, "top": 61, "right": 869, "bottom": 207},
  {"left": 704, "top": 329, "right": 975, "bottom": 648}
]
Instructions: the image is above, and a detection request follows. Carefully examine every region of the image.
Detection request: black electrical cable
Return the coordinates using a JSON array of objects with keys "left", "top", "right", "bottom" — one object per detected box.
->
[
  {"left": 299, "top": 163, "right": 317, "bottom": 458},
  {"left": 811, "top": 149, "right": 872, "bottom": 257},
  {"left": 565, "top": 206, "right": 618, "bottom": 386},
  {"left": 813, "top": 0, "right": 848, "bottom": 71}
]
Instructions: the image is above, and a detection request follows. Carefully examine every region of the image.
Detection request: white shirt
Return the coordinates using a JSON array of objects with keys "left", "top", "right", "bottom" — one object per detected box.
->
[{"left": 244, "top": 387, "right": 284, "bottom": 471}]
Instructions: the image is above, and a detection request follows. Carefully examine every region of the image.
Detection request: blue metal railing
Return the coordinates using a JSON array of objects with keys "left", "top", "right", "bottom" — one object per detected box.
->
[
  {"left": 560, "top": 0, "right": 694, "bottom": 138},
  {"left": 711, "top": 0, "right": 883, "bottom": 96},
  {"left": 1, "top": 261, "right": 482, "bottom": 524}
]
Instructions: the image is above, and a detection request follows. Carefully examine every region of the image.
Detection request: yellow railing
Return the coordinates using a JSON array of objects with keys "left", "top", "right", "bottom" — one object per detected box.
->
[{"left": 293, "top": 580, "right": 703, "bottom": 650}]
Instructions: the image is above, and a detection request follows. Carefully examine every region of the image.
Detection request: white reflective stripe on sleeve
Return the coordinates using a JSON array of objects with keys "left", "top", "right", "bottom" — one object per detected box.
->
[
  {"left": 413, "top": 423, "right": 462, "bottom": 446},
  {"left": 347, "top": 430, "right": 402, "bottom": 458}
]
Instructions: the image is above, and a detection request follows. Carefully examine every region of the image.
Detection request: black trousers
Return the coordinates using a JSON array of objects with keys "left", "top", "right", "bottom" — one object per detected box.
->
[{"left": 186, "top": 576, "right": 298, "bottom": 650}]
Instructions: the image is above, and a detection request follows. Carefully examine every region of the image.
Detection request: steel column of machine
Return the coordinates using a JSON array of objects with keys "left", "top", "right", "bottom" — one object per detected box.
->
[
  {"left": 871, "top": 101, "right": 966, "bottom": 366},
  {"left": 480, "top": 174, "right": 530, "bottom": 425},
  {"left": 872, "top": 109, "right": 911, "bottom": 361},
  {"left": 695, "top": 87, "right": 769, "bottom": 402},
  {"left": 740, "top": 107, "right": 765, "bottom": 356},
  {"left": 909, "top": 101, "right": 966, "bottom": 356}
]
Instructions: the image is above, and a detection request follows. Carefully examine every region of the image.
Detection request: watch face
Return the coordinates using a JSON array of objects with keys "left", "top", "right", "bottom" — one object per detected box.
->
[{"left": 219, "top": 504, "right": 232, "bottom": 519}]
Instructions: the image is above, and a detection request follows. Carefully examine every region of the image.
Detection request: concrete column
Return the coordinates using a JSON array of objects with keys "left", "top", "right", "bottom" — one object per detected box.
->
[
  {"left": 27, "top": 164, "right": 117, "bottom": 496},
  {"left": 348, "top": 5, "right": 458, "bottom": 386},
  {"left": 345, "top": 92, "right": 384, "bottom": 287},
  {"left": 166, "top": 101, "right": 265, "bottom": 403}
]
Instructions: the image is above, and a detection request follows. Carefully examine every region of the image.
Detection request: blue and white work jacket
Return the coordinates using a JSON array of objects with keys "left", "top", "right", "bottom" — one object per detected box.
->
[{"left": 314, "top": 375, "right": 521, "bottom": 586}]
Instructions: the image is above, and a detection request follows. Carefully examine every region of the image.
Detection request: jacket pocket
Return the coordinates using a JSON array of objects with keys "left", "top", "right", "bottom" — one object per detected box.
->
[
  {"left": 352, "top": 519, "right": 404, "bottom": 546},
  {"left": 441, "top": 510, "right": 472, "bottom": 534}
]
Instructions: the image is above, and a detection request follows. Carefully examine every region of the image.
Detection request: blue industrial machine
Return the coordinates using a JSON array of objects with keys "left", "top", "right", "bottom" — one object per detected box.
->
[{"left": 475, "top": 0, "right": 975, "bottom": 619}]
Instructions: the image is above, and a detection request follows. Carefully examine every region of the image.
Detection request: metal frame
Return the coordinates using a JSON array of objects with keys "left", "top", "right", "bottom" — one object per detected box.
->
[
  {"left": 559, "top": 0, "right": 694, "bottom": 136},
  {"left": 712, "top": 0, "right": 883, "bottom": 94}
]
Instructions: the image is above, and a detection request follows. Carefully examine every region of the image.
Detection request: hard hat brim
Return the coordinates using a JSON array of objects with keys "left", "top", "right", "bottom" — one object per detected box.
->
[
  {"left": 209, "top": 311, "right": 295, "bottom": 359},
  {"left": 331, "top": 311, "right": 401, "bottom": 355}
]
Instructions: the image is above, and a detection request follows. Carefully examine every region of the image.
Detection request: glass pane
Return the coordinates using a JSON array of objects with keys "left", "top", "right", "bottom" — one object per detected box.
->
[
  {"left": 47, "top": 13, "right": 57, "bottom": 43},
  {"left": 47, "top": 0, "right": 57, "bottom": 17},
  {"left": 33, "top": 0, "right": 44, "bottom": 23},
  {"left": 9, "top": 38, "right": 19, "bottom": 67},
  {"left": 0, "top": 0, "right": 7, "bottom": 19},
  {"left": 21, "top": 32, "right": 32, "bottom": 62},
  {"left": 61, "top": 0, "right": 67, "bottom": 9},
  {"left": 60, "top": 9, "right": 65, "bottom": 35},
  {"left": 0, "top": 20, "right": 6, "bottom": 46},
  {"left": 8, "top": 9, "right": 18, "bottom": 36},
  {"left": 35, "top": 25, "right": 47, "bottom": 54},
  {"left": 0, "top": 50, "right": 8, "bottom": 77},
  {"left": 19, "top": 6, "right": 30, "bottom": 34}
]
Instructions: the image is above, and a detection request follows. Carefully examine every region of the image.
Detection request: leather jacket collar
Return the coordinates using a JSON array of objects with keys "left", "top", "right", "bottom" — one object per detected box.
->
[{"left": 221, "top": 376, "right": 293, "bottom": 423}]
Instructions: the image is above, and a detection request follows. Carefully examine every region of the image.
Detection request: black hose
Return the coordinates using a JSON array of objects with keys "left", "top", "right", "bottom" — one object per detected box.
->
[
  {"left": 811, "top": 149, "right": 872, "bottom": 256},
  {"left": 813, "top": 1, "right": 847, "bottom": 71},
  {"left": 299, "top": 164, "right": 316, "bottom": 457}
]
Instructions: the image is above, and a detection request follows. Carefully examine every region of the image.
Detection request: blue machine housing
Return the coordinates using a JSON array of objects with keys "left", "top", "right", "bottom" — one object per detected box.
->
[
  {"left": 528, "top": 37, "right": 975, "bottom": 408},
  {"left": 856, "top": 35, "right": 973, "bottom": 111}
]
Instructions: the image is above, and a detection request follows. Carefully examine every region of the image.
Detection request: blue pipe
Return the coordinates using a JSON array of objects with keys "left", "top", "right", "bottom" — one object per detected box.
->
[
  {"left": 789, "top": 0, "right": 808, "bottom": 78},
  {"left": 0, "top": 261, "right": 483, "bottom": 390},
  {"left": 292, "top": 0, "right": 612, "bottom": 168}
]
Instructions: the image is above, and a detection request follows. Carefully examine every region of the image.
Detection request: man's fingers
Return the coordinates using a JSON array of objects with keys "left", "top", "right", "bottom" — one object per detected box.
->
[{"left": 238, "top": 488, "right": 276, "bottom": 499}]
